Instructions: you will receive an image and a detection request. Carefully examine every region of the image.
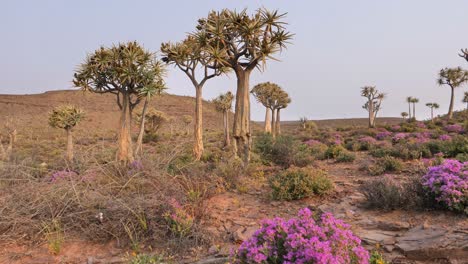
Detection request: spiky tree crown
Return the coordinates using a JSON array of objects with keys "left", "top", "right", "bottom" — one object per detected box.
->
[
  {"left": 406, "top": 96, "right": 413, "bottom": 103},
  {"left": 192, "top": 8, "right": 293, "bottom": 72},
  {"left": 437, "top": 67, "right": 468, "bottom": 88},
  {"left": 73, "top": 41, "right": 166, "bottom": 109},
  {"left": 49, "top": 105, "right": 85, "bottom": 130},
  {"left": 401, "top": 112, "right": 408, "bottom": 117},
  {"left": 410, "top": 98, "right": 419, "bottom": 103},
  {"left": 361, "top": 86, "right": 385, "bottom": 112},
  {"left": 213, "top": 91, "right": 234, "bottom": 112},
  {"left": 426, "top": 102, "right": 440, "bottom": 109},
  {"left": 251, "top": 82, "right": 290, "bottom": 109}
]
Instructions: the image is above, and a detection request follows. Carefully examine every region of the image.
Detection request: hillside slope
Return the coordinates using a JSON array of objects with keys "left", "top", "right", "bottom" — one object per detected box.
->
[{"left": 0, "top": 90, "right": 229, "bottom": 139}]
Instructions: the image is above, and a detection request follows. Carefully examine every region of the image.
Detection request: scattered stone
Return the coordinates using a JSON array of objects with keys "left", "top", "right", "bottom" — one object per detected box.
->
[
  {"left": 396, "top": 225, "right": 468, "bottom": 261},
  {"left": 208, "top": 245, "right": 219, "bottom": 255},
  {"left": 233, "top": 226, "right": 257, "bottom": 242}
]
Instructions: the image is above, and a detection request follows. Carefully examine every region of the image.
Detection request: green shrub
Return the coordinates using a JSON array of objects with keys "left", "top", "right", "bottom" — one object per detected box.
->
[
  {"left": 254, "top": 134, "right": 312, "bottom": 168},
  {"left": 361, "top": 176, "right": 435, "bottom": 210},
  {"left": 345, "top": 141, "right": 360, "bottom": 152},
  {"left": 270, "top": 168, "right": 332, "bottom": 200},
  {"left": 369, "top": 146, "right": 392, "bottom": 158},
  {"left": 455, "top": 153, "right": 468, "bottom": 162},
  {"left": 366, "top": 156, "right": 403, "bottom": 175},
  {"left": 335, "top": 151, "right": 356, "bottom": 163},
  {"left": 324, "top": 145, "right": 345, "bottom": 159}
]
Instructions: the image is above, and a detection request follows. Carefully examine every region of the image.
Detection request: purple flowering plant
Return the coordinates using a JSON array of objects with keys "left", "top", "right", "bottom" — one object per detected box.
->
[
  {"left": 375, "top": 131, "right": 392, "bottom": 140},
  {"left": 422, "top": 159, "right": 467, "bottom": 213},
  {"left": 50, "top": 170, "right": 78, "bottom": 182},
  {"left": 444, "top": 124, "right": 464, "bottom": 134},
  {"left": 232, "top": 208, "right": 370, "bottom": 264}
]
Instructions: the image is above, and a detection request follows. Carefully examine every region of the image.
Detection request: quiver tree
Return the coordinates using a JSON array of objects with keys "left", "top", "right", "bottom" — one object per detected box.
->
[
  {"left": 194, "top": 8, "right": 292, "bottom": 165},
  {"left": 406, "top": 97, "right": 413, "bottom": 119},
  {"left": 135, "top": 84, "right": 166, "bottom": 156},
  {"left": 410, "top": 97, "right": 419, "bottom": 120},
  {"left": 73, "top": 41, "right": 166, "bottom": 164},
  {"left": 299, "top": 117, "right": 308, "bottom": 130},
  {"left": 401, "top": 112, "right": 408, "bottom": 121},
  {"left": 182, "top": 115, "right": 193, "bottom": 135},
  {"left": 425, "top": 103, "right": 439, "bottom": 121},
  {"left": 361, "top": 86, "right": 385, "bottom": 128},
  {"left": 161, "top": 36, "right": 228, "bottom": 161},
  {"left": 463, "top": 92, "right": 468, "bottom": 110},
  {"left": 48, "top": 105, "right": 85, "bottom": 162},
  {"left": 272, "top": 89, "right": 291, "bottom": 136},
  {"left": 251, "top": 82, "right": 277, "bottom": 133},
  {"left": 212, "top": 91, "right": 234, "bottom": 147},
  {"left": 437, "top": 67, "right": 468, "bottom": 120}
]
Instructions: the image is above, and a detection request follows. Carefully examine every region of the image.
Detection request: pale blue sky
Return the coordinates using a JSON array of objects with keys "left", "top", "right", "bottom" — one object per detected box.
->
[{"left": 1, "top": 0, "right": 468, "bottom": 120}]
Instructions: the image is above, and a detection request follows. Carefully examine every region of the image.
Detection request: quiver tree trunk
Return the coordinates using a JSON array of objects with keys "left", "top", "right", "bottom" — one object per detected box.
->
[
  {"left": 431, "top": 108, "right": 434, "bottom": 121},
  {"left": 135, "top": 95, "right": 149, "bottom": 156},
  {"left": 276, "top": 109, "right": 281, "bottom": 135},
  {"left": 233, "top": 69, "right": 251, "bottom": 165},
  {"left": 117, "top": 93, "right": 134, "bottom": 164},
  {"left": 193, "top": 86, "right": 204, "bottom": 160},
  {"left": 66, "top": 128, "right": 74, "bottom": 162},
  {"left": 264, "top": 107, "right": 271, "bottom": 133},
  {"left": 271, "top": 108, "right": 276, "bottom": 139},
  {"left": 412, "top": 104, "right": 416, "bottom": 120},
  {"left": 223, "top": 110, "right": 230, "bottom": 147},
  {"left": 408, "top": 103, "right": 412, "bottom": 119},
  {"left": 448, "top": 86, "right": 455, "bottom": 120},
  {"left": 368, "top": 101, "right": 375, "bottom": 128}
]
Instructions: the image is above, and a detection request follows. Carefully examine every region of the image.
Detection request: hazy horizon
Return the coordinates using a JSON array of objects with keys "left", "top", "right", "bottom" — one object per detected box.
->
[{"left": 2, "top": 0, "right": 468, "bottom": 121}]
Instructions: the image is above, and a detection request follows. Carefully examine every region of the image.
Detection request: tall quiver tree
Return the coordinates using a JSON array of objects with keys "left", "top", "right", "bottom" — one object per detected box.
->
[
  {"left": 213, "top": 91, "right": 234, "bottom": 147},
  {"left": 361, "top": 86, "right": 385, "bottom": 128},
  {"left": 251, "top": 82, "right": 278, "bottom": 133},
  {"left": 406, "top": 97, "right": 413, "bottom": 119},
  {"left": 274, "top": 90, "right": 291, "bottom": 135},
  {"left": 425, "top": 103, "right": 439, "bottom": 121},
  {"left": 73, "top": 42, "right": 165, "bottom": 164},
  {"left": 437, "top": 67, "right": 468, "bottom": 120},
  {"left": 48, "top": 105, "right": 84, "bottom": 162},
  {"left": 161, "top": 36, "right": 227, "bottom": 161},
  {"left": 410, "top": 97, "right": 419, "bottom": 120},
  {"left": 195, "top": 8, "right": 292, "bottom": 165},
  {"left": 135, "top": 78, "right": 166, "bottom": 157}
]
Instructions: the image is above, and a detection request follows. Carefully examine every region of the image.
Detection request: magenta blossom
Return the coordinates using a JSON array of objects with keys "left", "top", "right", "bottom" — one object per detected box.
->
[
  {"left": 232, "top": 208, "right": 370, "bottom": 264},
  {"left": 422, "top": 159, "right": 467, "bottom": 213}
]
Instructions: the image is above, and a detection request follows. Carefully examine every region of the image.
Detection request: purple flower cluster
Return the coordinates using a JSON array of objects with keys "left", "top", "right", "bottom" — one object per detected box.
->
[
  {"left": 444, "top": 124, "right": 464, "bottom": 134},
  {"left": 422, "top": 160, "right": 467, "bottom": 213},
  {"left": 358, "top": 136, "right": 377, "bottom": 144},
  {"left": 392, "top": 133, "right": 407, "bottom": 142},
  {"left": 376, "top": 131, "right": 392, "bottom": 140},
  {"left": 416, "top": 122, "right": 427, "bottom": 129},
  {"left": 50, "top": 170, "right": 78, "bottom": 182},
  {"left": 390, "top": 125, "right": 401, "bottom": 132},
  {"left": 304, "top": 139, "right": 323, "bottom": 147},
  {"left": 410, "top": 132, "right": 431, "bottom": 144},
  {"left": 233, "top": 208, "right": 370, "bottom": 264},
  {"left": 438, "top": 134, "right": 452, "bottom": 141}
]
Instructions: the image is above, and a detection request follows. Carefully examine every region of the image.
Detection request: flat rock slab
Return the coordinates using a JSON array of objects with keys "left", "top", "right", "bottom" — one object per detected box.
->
[{"left": 396, "top": 225, "right": 468, "bottom": 261}]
